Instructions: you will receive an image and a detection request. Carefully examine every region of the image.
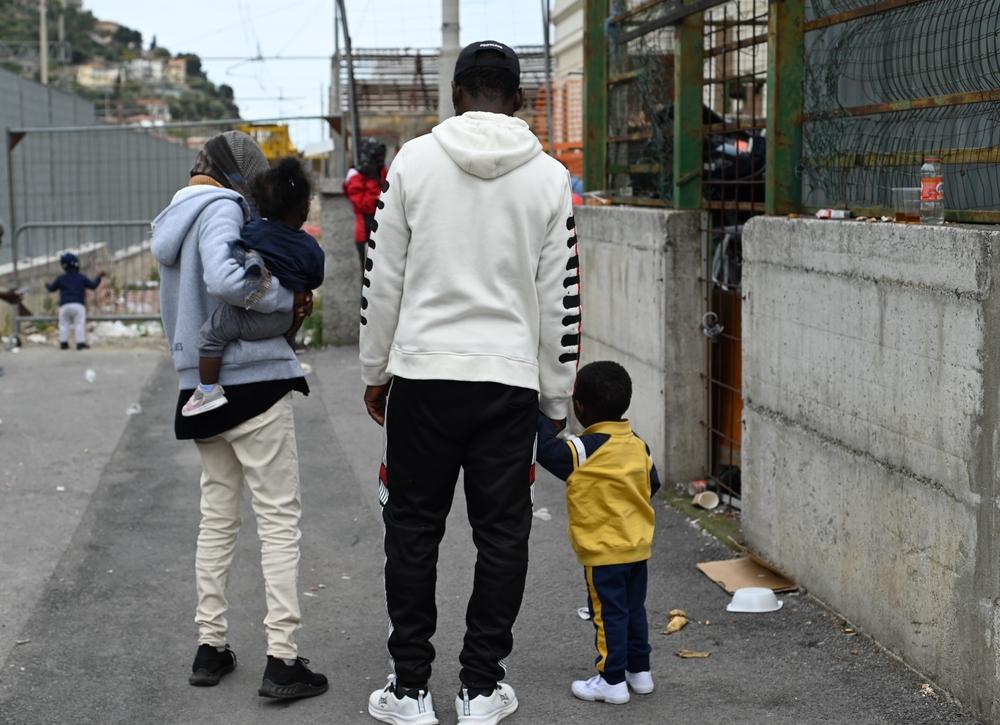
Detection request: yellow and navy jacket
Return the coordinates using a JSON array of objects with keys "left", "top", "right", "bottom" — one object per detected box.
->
[{"left": 537, "top": 417, "right": 660, "bottom": 567}]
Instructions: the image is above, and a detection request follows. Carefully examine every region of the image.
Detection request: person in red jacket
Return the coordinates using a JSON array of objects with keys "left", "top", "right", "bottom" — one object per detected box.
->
[{"left": 344, "top": 138, "right": 388, "bottom": 273}]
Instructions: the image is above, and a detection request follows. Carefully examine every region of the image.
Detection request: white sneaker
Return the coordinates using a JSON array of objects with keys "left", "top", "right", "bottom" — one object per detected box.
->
[
  {"left": 626, "top": 670, "right": 654, "bottom": 694},
  {"left": 571, "top": 674, "right": 630, "bottom": 704},
  {"left": 368, "top": 676, "right": 439, "bottom": 725},
  {"left": 455, "top": 683, "right": 518, "bottom": 724}
]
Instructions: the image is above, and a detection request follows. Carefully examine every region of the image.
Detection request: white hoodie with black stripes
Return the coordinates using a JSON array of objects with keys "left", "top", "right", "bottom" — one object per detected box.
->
[{"left": 358, "top": 110, "right": 580, "bottom": 419}]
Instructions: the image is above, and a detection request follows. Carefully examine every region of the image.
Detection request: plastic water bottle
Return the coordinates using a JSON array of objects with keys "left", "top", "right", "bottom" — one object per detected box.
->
[{"left": 920, "top": 157, "right": 945, "bottom": 225}]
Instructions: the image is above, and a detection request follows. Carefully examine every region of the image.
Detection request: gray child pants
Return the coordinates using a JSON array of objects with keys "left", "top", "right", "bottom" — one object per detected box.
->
[
  {"left": 199, "top": 304, "right": 293, "bottom": 358},
  {"left": 199, "top": 247, "right": 294, "bottom": 358}
]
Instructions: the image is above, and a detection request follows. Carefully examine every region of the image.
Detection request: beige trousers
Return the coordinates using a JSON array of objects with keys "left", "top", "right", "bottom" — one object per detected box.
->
[{"left": 194, "top": 393, "right": 302, "bottom": 659}]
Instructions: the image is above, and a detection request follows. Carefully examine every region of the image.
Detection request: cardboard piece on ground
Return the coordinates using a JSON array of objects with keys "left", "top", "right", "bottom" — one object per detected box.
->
[{"left": 696, "top": 554, "right": 797, "bottom": 594}]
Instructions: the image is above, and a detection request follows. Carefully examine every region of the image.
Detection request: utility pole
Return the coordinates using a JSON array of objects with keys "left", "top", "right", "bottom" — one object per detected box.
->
[
  {"left": 38, "top": 0, "right": 48, "bottom": 85},
  {"left": 541, "top": 0, "right": 554, "bottom": 153},
  {"left": 57, "top": 0, "right": 66, "bottom": 64},
  {"left": 438, "top": 0, "right": 459, "bottom": 122},
  {"left": 334, "top": 0, "right": 361, "bottom": 169},
  {"left": 330, "top": 0, "right": 346, "bottom": 178}
]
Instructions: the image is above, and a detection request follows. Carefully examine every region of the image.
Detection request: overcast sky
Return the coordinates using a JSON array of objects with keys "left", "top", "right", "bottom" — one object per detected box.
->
[{"left": 83, "top": 0, "right": 547, "bottom": 146}]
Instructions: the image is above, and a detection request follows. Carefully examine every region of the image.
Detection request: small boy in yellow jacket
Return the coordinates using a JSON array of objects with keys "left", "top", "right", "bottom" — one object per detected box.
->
[{"left": 537, "top": 360, "right": 660, "bottom": 705}]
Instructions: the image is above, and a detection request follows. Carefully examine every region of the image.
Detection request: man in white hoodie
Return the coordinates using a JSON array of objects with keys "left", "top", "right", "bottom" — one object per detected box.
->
[{"left": 362, "top": 41, "right": 580, "bottom": 725}]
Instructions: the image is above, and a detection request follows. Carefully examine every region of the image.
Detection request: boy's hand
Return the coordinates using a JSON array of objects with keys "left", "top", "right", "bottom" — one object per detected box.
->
[{"left": 364, "top": 382, "right": 391, "bottom": 426}]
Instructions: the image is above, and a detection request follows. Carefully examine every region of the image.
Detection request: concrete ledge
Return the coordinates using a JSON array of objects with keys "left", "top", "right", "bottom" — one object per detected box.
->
[{"left": 744, "top": 217, "right": 993, "bottom": 298}]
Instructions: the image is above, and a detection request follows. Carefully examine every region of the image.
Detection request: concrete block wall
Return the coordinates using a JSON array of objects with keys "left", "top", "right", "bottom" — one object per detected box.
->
[
  {"left": 742, "top": 216, "right": 1000, "bottom": 721},
  {"left": 575, "top": 206, "right": 705, "bottom": 483},
  {"left": 318, "top": 180, "right": 361, "bottom": 346}
]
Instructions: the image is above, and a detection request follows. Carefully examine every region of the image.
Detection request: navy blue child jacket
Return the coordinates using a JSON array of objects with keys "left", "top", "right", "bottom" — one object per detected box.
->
[
  {"left": 46, "top": 270, "right": 103, "bottom": 306},
  {"left": 242, "top": 218, "right": 325, "bottom": 293}
]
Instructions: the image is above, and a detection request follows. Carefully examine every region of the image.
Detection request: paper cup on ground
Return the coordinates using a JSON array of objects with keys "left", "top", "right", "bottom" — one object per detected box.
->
[
  {"left": 726, "top": 587, "right": 783, "bottom": 613},
  {"left": 692, "top": 491, "right": 719, "bottom": 510}
]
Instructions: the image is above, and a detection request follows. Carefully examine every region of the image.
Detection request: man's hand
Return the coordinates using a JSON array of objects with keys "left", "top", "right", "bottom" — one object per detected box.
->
[
  {"left": 284, "top": 291, "right": 313, "bottom": 344},
  {"left": 549, "top": 417, "right": 567, "bottom": 434},
  {"left": 293, "top": 291, "right": 314, "bottom": 320},
  {"left": 0, "top": 289, "right": 22, "bottom": 305},
  {"left": 364, "top": 382, "right": 391, "bottom": 426}
]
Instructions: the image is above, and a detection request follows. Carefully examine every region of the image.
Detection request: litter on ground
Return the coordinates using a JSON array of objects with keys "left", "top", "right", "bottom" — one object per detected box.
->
[
  {"left": 696, "top": 552, "right": 797, "bottom": 594},
  {"left": 676, "top": 649, "right": 712, "bottom": 659},
  {"left": 532, "top": 507, "right": 552, "bottom": 521},
  {"left": 662, "top": 609, "right": 688, "bottom": 635}
]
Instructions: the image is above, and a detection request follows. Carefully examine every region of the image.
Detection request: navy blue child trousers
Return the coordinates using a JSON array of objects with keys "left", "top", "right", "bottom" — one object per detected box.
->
[{"left": 585, "top": 560, "right": 651, "bottom": 684}]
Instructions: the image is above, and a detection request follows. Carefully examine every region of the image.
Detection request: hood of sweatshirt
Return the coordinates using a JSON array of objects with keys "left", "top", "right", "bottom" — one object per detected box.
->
[
  {"left": 431, "top": 111, "right": 542, "bottom": 180},
  {"left": 150, "top": 185, "right": 248, "bottom": 267}
]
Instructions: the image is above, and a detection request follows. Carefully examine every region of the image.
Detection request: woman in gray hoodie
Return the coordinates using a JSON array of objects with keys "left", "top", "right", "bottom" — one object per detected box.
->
[{"left": 151, "top": 131, "right": 327, "bottom": 700}]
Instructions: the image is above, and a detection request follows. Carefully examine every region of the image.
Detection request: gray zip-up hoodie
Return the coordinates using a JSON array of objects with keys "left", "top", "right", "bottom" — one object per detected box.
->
[{"left": 151, "top": 184, "right": 301, "bottom": 389}]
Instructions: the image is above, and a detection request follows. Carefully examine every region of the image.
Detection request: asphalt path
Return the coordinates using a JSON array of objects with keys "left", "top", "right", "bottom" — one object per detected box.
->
[{"left": 0, "top": 346, "right": 982, "bottom": 724}]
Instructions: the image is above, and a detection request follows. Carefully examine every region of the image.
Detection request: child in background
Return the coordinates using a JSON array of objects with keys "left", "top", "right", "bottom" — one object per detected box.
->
[
  {"left": 536, "top": 360, "right": 660, "bottom": 705},
  {"left": 46, "top": 252, "right": 103, "bottom": 350},
  {"left": 182, "top": 157, "right": 325, "bottom": 417}
]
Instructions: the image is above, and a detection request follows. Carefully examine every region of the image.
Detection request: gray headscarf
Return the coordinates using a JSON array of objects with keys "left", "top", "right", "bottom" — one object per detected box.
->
[{"left": 191, "top": 130, "right": 269, "bottom": 204}]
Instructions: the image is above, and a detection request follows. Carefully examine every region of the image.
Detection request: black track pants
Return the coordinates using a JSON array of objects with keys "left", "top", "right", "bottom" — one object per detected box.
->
[{"left": 381, "top": 377, "right": 538, "bottom": 690}]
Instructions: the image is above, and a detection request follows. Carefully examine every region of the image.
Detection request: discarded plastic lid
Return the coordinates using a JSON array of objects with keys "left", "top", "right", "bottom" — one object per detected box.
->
[
  {"left": 692, "top": 491, "right": 719, "bottom": 510},
  {"left": 726, "top": 587, "right": 783, "bottom": 613}
]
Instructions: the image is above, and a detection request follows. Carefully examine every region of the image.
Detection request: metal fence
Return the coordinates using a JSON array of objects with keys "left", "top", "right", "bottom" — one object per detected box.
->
[
  {"left": 591, "top": 0, "right": 771, "bottom": 504},
  {"left": 801, "top": 0, "right": 1000, "bottom": 221},
  {"left": 2, "top": 116, "right": 327, "bottom": 326},
  {"left": 585, "top": 0, "right": 1000, "bottom": 503}
]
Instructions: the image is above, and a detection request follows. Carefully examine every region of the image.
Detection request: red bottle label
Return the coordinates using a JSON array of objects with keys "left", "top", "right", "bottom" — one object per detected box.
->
[{"left": 921, "top": 177, "right": 944, "bottom": 202}]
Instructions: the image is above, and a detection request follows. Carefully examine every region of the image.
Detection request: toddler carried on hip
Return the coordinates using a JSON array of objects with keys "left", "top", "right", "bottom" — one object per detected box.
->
[{"left": 183, "top": 157, "right": 324, "bottom": 417}]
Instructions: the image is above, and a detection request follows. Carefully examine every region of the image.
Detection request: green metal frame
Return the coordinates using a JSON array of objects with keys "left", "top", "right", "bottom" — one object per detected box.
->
[
  {"left": 673, "top": 9, "right": 704, "bottom": 209},
  {"left": 583, "top": 0, "right": 609, "bottom": 191},
  {"left": 766, "top": 0, "right": 805, "bottom": 215}
]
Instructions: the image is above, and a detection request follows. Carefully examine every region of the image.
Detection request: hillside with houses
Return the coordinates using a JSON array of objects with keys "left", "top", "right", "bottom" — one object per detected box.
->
[{"left": 0, "top": 0, "right": 238, "bottom": 123}]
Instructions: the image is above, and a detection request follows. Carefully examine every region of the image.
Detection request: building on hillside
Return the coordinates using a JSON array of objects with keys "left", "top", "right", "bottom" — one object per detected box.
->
[
  {"left": 123, "top": 58, "right": 165, "bottom": 84},
  {"left": 132, "top": 98, "right": 171, "bottom": 123},
  {"left": 76, "top": 61, "right": 120, "bottom": 89},
  {"left": 165, "top": 58, "right": 187, "bottom": 86},
  {"left": 91, "top": 20, "right": 121, "bottom": 45}
]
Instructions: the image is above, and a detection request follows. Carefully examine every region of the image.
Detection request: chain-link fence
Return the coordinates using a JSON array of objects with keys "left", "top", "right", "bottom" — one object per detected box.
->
[{"left": 2, "top": 117, "right": 327, "bottom": 328}]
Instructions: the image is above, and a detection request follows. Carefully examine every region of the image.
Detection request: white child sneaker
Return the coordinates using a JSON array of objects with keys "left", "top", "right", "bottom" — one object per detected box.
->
[
  {"left": 571, "top": 674, "right": 630, "bottom": 704},
  {"left": 455, "top": 683, "right": 518, "bottom": 724},
  {"left": 368, "top": 676, "right": 439, "bottom": 725},
  {"left": 626, "top": 670, "right": 654, "bottom": 694},
  {"left": 181, "top": 385, "right": 228, "bottom": 417}
]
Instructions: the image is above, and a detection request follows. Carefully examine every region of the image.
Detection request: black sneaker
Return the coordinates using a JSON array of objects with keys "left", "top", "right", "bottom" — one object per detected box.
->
[
  {"left": 189, "top": 644, "right": 237, "bottom": 686},
  {"left": 258, "top": 656, "right": 328, "bottom": 700},
  {"left": 76, "top": 342, "right": 90, "bottom": 350},
  {"left": 59, "top": 342, "right": 69, "bottom": 350}
]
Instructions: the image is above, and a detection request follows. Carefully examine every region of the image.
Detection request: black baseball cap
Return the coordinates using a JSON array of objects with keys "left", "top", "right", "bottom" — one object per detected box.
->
[{"left": 454, "top": 40, "right": 520, "bottom": 85}]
